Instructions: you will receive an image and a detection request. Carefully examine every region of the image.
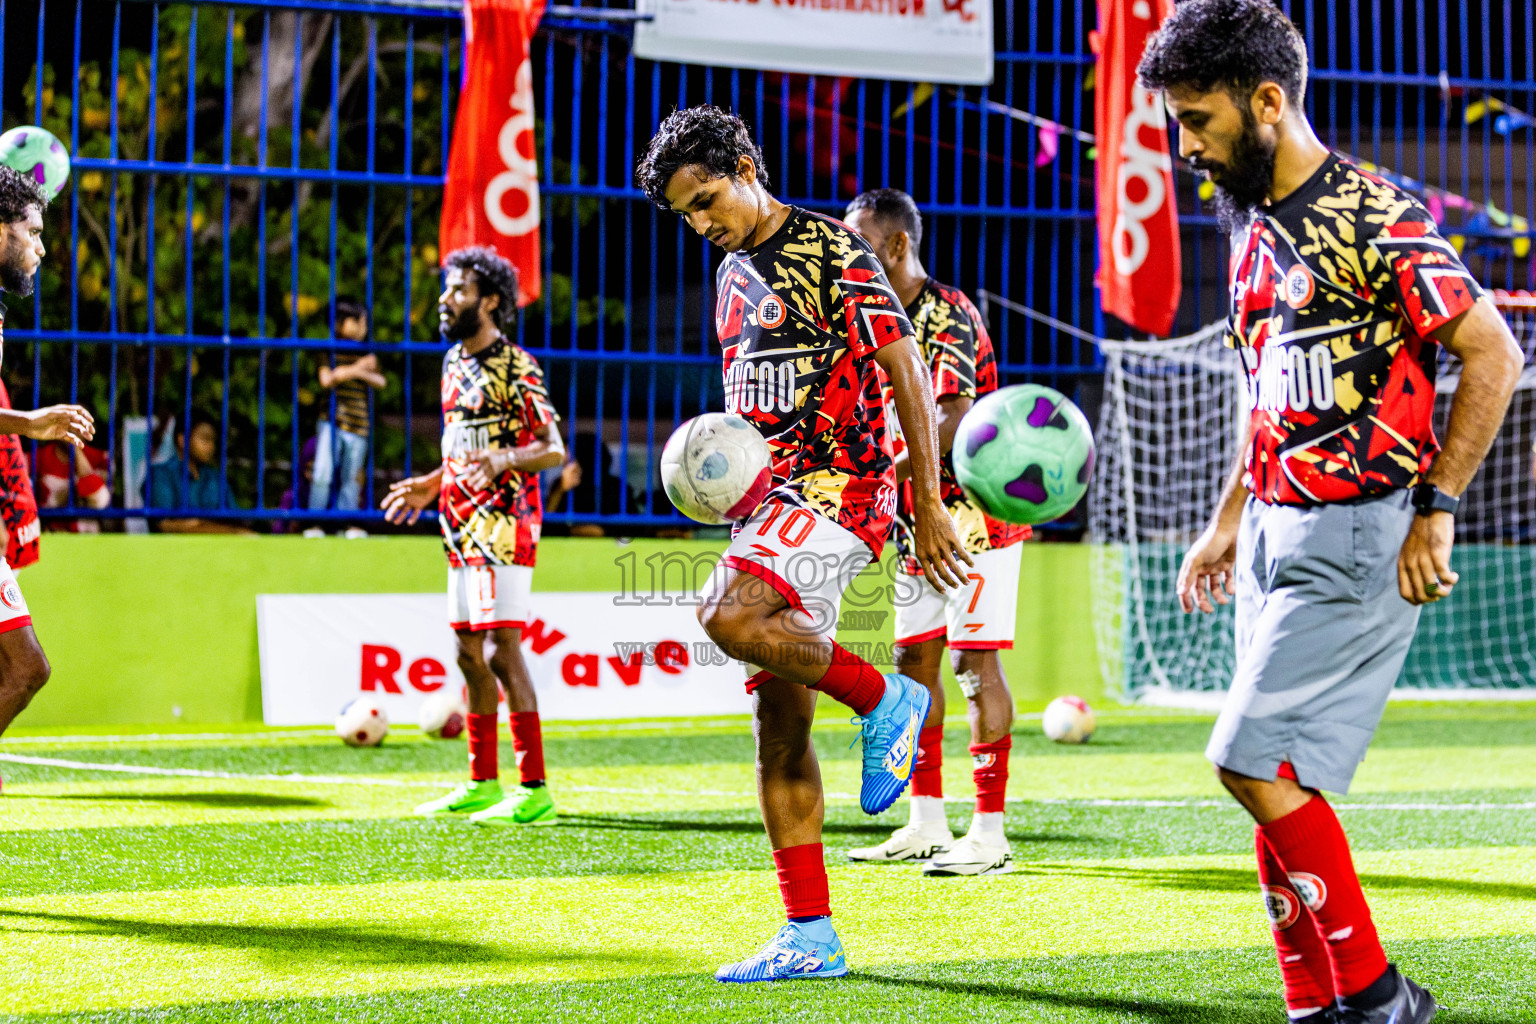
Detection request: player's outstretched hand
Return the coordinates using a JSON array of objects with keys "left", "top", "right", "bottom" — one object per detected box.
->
[
  {"left": 381, "top": 476, "right": 438, "bottom": 525},
  {"left": 1398, "top": 511, "right": 1457, "bottom": 605},
  {"left": 1176, "top": 522, "right": 1238, "bottom": 614},
  {"left": 914, "top": 497, "right": 974, "bottom": 592},
  {"left": 24, "top": 405, "right": 95, "bottom": 447},
  {"left": 463, "top": 449, "right": 507, "bottom": 492}
]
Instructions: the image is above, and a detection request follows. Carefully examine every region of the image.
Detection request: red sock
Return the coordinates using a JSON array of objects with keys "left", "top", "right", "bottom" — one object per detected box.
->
[
  {"left": 772, "top": 843, "right": 831, "bottom": 919},
  {"left": 911, "top": 725, "right": 945, "bottom": 798},
  {"left": 810, "top": 643, "right": 885, "bottom": 716},
  {"left": 1257, "top": 828, "right": 1336, "bottom": 1013},
  {"left": 1259, "top": 794, "right": 1388, "bottom": 998},
  {"left": 969, "top": 735, "right": 1011, "bottom": 813},
  {"left": 467, "top": 712, "right": 498, "bottom": 781},
  {"left": 510, "top": 711, "right": 546, "bottom": 785}
]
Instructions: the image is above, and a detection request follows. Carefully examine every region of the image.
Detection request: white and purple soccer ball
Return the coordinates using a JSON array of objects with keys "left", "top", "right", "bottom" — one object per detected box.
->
[
  {"left": 1042, "top": 695, "right": 1096, "bottom": 744},
  {"left": 335, "top": 696, "right": 389, "bottom": 747},
  {"left": 0, "top": 126, "right": 70, "bottom": 200},
  {"left": 660, "top": 413, "right": 773, "bottom": 524},
  {"left": 416, "top": 688, "right": 467, "bottom": 740}
]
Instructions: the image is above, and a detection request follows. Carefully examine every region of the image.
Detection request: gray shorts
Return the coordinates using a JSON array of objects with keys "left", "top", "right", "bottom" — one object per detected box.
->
[{"left": 1205, "top": 490, "right": 1421, "bottom": 794}]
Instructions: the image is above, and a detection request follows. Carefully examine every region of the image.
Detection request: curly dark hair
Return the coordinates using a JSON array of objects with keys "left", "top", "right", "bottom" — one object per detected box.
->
[
  {"left": 845, "top": 188, "right": 923, "bottom": 249},
  {"left": 0, "top": 165, "right": 47, "bottom": 224},
  {"left": 634, "top": 105, "right": 770, "bottom": 210},
  {"left": 1137, "top": 0, "right": 1308, "bottom": 108},
  {"left": 443, "top": 245, "right": 520, "bottom": 330}
]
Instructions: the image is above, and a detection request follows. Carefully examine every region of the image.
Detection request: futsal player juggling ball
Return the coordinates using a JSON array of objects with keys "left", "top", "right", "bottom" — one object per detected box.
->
[
  {"left": 844, "top": 189, "right": 1030, "bottom": 877},
  {"left": 0, "top": 167, "right": 96, "bottom": 762},
  {"left": 382, "top": 246, "right": 565, "bottom": 828},
  {"left": 1141, "top": 2, "right": 1523, "bottom": 1020},
  {"left": 636, "top": 107, "right": 971, "bottom": 982}
]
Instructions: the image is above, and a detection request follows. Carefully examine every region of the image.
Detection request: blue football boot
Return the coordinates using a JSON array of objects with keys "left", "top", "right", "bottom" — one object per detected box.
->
[{"left": 714, "top": 918, "right": 849, "bottom": 982}]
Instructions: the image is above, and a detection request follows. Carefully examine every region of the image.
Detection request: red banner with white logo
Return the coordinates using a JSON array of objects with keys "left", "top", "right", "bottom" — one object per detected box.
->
[
  {"left": 439, "top": 0, "right": 545, "bottom": 307},
  {"left": 1094, "top": 0, "right": 1180, "bottom": 337}
]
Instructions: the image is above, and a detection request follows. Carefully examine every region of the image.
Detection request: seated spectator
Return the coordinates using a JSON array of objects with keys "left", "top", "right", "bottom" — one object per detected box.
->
[
  {"left": 565, "top": 434, "right": 639, "bottom": 538},
  {"left": 37, "top": 442, "right": 110, "bottom": 532},
  {"left": 149, "top": 414, "right": 253, "bottom": 535}
]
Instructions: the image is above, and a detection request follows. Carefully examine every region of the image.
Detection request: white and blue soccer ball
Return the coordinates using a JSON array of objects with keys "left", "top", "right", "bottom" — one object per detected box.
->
[
  {"left": 1042, "top": 695, "right": 1095, "bottom": 744},
  {"left": 417, "top": 689, "right": 466, "bottom": 740},
  {"left": 661, "top": 413, "right": 773, "bottom": 524},
  {"left": 335, "top": 696, "right": 389, "bottom": 747}
]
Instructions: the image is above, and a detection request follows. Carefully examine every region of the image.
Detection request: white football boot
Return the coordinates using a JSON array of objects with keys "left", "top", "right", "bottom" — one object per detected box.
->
[
  {"left": 923, "top": 814, "right": 1013, "bottom": 876},
  {"left": 847, "top": 821, "right": 953, "bottom": 863}
]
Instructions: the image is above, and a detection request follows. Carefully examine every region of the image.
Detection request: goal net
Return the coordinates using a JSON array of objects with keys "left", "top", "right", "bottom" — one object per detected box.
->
[{"left": 1089, "top": 292, "right": 1536, "bottom": 702}]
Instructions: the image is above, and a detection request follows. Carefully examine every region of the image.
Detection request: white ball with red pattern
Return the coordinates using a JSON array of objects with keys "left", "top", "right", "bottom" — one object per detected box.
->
[
  {"left": 660, "top": 413, "right": 773, "bottom": 525},
  {"left": 417, "top": 688, "right": 467, "bottom": 740},
  {"left": 335, "top": 696, "right": 389, "bottom": 747},
  {"left": 1042, "top": 695, "right": 1096, "bottom": 744}
]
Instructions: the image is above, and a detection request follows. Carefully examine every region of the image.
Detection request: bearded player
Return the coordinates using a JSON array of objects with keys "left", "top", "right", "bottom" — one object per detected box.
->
[
  {"left": 637, "top": 107, "right": 971, "bottom": 982},
  {"left": 1142, "top": 2, "right": 1523, "bottom": 1020},
  {"left": 844, "top": 188, "right": 1030, "bottom": 877},
  {"left": 0, "top": 167, "right": 96, "bottom": 772},
  {"left": 383, "top": 246, "right": 565, "bottom": 827}
]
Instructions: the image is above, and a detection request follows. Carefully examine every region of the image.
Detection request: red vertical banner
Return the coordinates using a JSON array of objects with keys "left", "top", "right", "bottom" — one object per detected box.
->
[
  {"left": 439, "top": 0, "right": 546, "bottom": 307},
  {"left": 1094, "top": 0, "right": 1180, "bottom": 337}
]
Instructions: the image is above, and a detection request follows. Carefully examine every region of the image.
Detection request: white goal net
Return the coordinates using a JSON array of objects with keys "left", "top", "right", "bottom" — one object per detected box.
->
[{"left": 1089, "top": 292, "right": 1536, "bottom": 702}]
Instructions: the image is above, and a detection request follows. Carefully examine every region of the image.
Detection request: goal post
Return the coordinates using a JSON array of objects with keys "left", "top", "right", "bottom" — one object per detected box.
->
[{"left": 1089, "top": 291, "right": 1536, "bottom": 703}]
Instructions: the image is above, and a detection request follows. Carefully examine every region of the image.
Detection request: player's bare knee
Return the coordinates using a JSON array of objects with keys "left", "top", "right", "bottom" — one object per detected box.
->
[{"left": 697, "top": 591, "right": 758, "bottom": 655}]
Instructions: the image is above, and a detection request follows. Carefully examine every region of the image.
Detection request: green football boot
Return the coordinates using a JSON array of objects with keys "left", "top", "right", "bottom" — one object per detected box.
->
[
  {"left": 469, "top": 784, "right": 558, "bottom": 827},
  {"left": 413, "top": 779, "right": 504, "bottom": 817}
]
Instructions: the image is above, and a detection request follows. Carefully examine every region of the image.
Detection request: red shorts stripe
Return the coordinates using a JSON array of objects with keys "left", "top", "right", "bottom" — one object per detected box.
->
[
  {"left": 0, "top": 615, "right": 32, "bottom": 636},
  {"left": 720, "top": 555, "right": 806, "bottom": 613},
  {"left": 459, "top": 619, "right": 527, "bottom": 634},
  {"left": 895, "top": 627, "right": 947, "bottom": 647},
  {"left": 949, "top": 640, "right": 1014, "bottom": 651}
]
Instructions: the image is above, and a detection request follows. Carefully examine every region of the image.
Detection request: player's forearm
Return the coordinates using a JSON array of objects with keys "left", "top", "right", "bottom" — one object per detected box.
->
[
  {"left": 1210, "top": 420, "right": 1253, "bottom": 534},
  {"left": 506, "top": 440, "right": 565, "bottom": 474},
  {"left": 0, "top": 409, "right": 36, "bottom": 437},
  {"left": 1427, "top": 326, "right": 1523, "bottom": 497},
  {"left": 884, "top": 352, "right": 945, "bottom": 508}
]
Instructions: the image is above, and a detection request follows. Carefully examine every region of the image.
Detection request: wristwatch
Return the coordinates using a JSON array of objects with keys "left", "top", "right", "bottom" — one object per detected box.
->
[{"left": 1411, "top": 482, "right": 1459, "bottom": 517}]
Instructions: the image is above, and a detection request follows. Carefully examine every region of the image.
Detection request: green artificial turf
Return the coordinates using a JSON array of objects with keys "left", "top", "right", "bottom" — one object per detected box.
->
[{"left": 2, "top": 705, "right": 1533, "bottom": 1022}]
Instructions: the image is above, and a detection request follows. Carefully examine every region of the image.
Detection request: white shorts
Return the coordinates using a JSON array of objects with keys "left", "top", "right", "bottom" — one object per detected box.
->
[
  {"left": 448, "top": 564, "right": 533, "bottom": 633},
  {"left": 703, "top": 491, "right": 874, "bottom": 690},
  {"left": 893, "top": 543, "right": 1023, "bottom": 650},
  {"left": 0, "top": 560, "right": 29, "bottom": 634}
]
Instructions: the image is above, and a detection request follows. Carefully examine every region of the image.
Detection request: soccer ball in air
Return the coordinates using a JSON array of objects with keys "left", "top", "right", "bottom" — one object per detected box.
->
[
  {"left": 1042, "top": 695, "right": 1096, "bottom": 744},
  {"left": 417, "top": 689, "right": 467, "bottom": 740},
  {"left": 952, "top": 384, "right": 1095, "bottom": 525},
  {"left": 335, "top": 696, "right": 389, "bottom": 747},
  {"left": 0, "top": 126, "right": 70, "bottom": 200},
  {"left": 660, "top": 413, "right": 773, "bottom": 524}
]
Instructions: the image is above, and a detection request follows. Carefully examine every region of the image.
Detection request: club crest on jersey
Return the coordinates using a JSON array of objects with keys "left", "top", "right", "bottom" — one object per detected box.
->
[
  {"left": 757, "top": 294, "right": 787, "bottom": 330},
  {"left": 1287, "top": 872, "right": 1328, "bottom": 911},
  {"left": 1283, "top": 264, "right": 1315, "bottom": 309},
  {"left": 1261, "top": 884, "right": 1301, "bottom": 930},
  {"left": 0, "top": 580, "right": 21, "bottom": 609}
]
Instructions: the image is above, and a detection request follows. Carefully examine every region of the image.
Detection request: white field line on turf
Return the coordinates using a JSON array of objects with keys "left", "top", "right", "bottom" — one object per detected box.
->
[{"left": 3, "top": 753, "right": 1535, "bottom": 811}]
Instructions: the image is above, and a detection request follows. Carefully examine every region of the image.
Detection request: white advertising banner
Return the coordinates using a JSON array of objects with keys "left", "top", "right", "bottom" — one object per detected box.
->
[
  {"left": 633, "top": 0, "right": 994, "bottom": 86},
  {"left": 256, "top": 592, "right": 753, "bottom": 726}
]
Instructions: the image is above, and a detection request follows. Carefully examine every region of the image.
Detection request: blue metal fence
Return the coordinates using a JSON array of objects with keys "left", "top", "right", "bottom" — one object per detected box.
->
[{"left": 6, "top": 0, "right": 1534, "bottom": 531}]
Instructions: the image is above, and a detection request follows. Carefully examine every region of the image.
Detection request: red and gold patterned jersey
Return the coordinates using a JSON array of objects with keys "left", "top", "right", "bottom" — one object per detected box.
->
[
  {"left": 439, "top": 337, "right": 557, "bottom": 568},
  {"left": 714, "top": 207, "right": 912, "bottom": 555},
  {"left": 886, "top": 280, "right": 1030, "bottom": 574},
  {"left": 1227, "top": 155, "right": 1482, "bottom": 505}
]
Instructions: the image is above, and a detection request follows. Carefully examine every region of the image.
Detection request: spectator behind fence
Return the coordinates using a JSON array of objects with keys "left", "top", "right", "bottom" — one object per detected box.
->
[
  {"left": 564, "top": 434, "right": 638, "bottom": 537},
  {"left": 150, "top": 413, "right": 253, "bottom": 535},
  {"left": 309, "top": 300, "right": 386, "bottom": 526},
  {"left": 37, "top": 442, "right": 110, "bottom": 532}
]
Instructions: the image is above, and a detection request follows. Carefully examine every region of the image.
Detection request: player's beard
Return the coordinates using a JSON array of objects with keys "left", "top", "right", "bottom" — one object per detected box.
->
[
  {"left": 441, "top": 304, "right": 482, "bottom": 341},
  {"left": 0, "top": 237, "right": 36, "bottom": 296},
  {"left": 1191, "top": 107, "right": 1277, "bottom": 237}
]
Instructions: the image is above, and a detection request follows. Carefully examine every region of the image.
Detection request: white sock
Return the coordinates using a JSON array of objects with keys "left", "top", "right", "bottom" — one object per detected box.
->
[
  {"left": 909, "top": 796, "right": 947, "bottom": 828},
  {"left": 1287, "top": 1010, "right": 1328, "bottom": 1021},
  {"left": 969, "top": 811, "right": 1006, "bottom": 842}
]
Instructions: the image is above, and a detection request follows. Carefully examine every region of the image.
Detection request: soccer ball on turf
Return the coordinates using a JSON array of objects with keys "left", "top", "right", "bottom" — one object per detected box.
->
[
  {"left": 0, "top": 126, "right": 70, "bottom": 200},
  {"left": 660, "top": 413, "right": 773, "bottom": 524},
  {"left": 417, "top": 689, "right": 466, "bottom": 740},
  {"left": 1042, "top": 695, "right": 1096, "bottom": 744},
  {"left": 952, "top": 384, "right": 1095, "bottom": 525},
  {"left": 335, "top": 696, "right": 389, "bottom": 747}
]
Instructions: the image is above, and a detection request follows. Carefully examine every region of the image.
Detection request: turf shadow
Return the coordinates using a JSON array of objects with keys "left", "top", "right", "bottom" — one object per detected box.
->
[
  {"left": 1016, "top": 863, "right": 1536, "bottom": 902},
  {"left": 555, "top": 813, "right": 1095, "bottom": 846},
  {"left": 0, "top": 909, "right": 634, "bottom": 969},
  {"left": 16, "top": 792, "right": 331, "bottom": 810}
]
